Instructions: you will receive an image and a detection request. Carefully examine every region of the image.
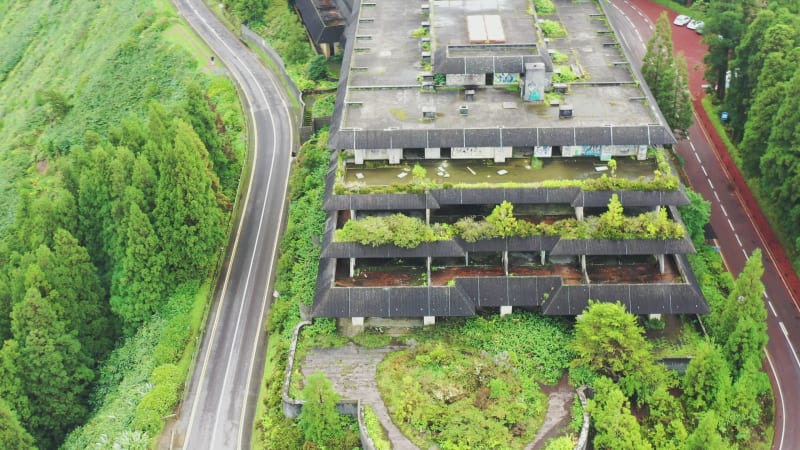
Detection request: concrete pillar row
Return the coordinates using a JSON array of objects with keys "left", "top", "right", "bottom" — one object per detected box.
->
[
  {"left": 657, "top": 254, "right": 665, "bottom": 274},
  {"left": 575, "top": 206, "right": 584, "bottom": 221},
  {"left": 350, "top": 258, "right": 356, "bottom": 278},
  {"left": 427, "top": 256, "right": 432, "bottom": 287},
  {"left": 500, "top": 305, "right": 512, "bottom": 316},
  {"left": 423, "top": 316, "right": 436, "bottom": 326}
]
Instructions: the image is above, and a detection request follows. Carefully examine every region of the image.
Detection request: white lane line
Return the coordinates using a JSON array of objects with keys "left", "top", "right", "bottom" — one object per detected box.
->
[
  {"left": 693, "top": 152, "right": 701, "bottom": 163},
  {"left": 743, "top": 248, "right": 749, "bottom": 259},
  {"left": 648, "top": 24, "right": 653, "bottom": 30},
  {"left": 177, "top": 0, "right": 288, "bottom": 448},
  {"left": 727, "top": 218, "right": 734, "bottom": 230},
  {"left": 768, "top": 300, "right": 777, "bottom": 317},
  {"left": 713, "top": 191, "right": 720, "bottom": 201},
  {"left": 765, "top": 349, "right": 786, "bottom": 450},
  {"left": 780, "top": 323, "right": 800, "bottom": 370},
  {"left": 720, "top": 204, "right": 728, "bottom": 216},
  {"left": 735, "top": 234, "right": 743, "bottom": 247},
  {"left": 708, "top": 179, "right": 714, "bottom": 190},
  {"left": 701, "top": 165, "right": 708, "bottom": 176}
]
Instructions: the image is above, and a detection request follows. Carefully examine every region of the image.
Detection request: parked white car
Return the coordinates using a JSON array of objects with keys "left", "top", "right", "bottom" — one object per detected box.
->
[
  {"left": 673, "top": 15, "right": 692, "bottom": 26},
  {"left": 688, "top": 19, "right": 704, "bottom": 32}
]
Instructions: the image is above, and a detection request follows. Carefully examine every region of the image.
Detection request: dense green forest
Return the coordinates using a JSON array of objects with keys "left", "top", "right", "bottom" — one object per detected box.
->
[
  {"left": 0, "top": 0, "right": 244, "bottom": 447},
  {"left": 215, "top": 1, "right": 776, "bottom": 448},
  {"left": 694, "top": 0, "right": 800, "bottom": 267}
]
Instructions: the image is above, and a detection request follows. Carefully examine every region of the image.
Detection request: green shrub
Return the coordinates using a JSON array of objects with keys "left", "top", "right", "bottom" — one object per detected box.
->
[
  {"left": 544, "top": 436, "right": 578, "bottom": 450},
  {"left": 306, "top": 55, "right": 328, "bottom": 81},
  {"left": 153, "top": 313, "right": 191, "bottom": 365},
  {"left": 132, "top": 364, "right": 182, "bottom": 434},
  {"left": 364, "top": 405, "right": 391, "bottom": 450},
  {"left": 534, "top": 0, "right": 556, "bottom": 15},
  {"left": 550, "top": 50, "right": 569, "bottom": 64},
  {"left": 336, "top": 214, "right": 453, "bottom": 248},
  {"left": 411, "top": 28, "right": 428, "bottom": 38},
  {"left": 311, "top": 93, "right": 336, "bottom": 118},
  {"left": 540, "top": 20, "right": 566, "bottom": 37},
  {"left": 378, "top": 341, "right": 546, "bottom": 448}
]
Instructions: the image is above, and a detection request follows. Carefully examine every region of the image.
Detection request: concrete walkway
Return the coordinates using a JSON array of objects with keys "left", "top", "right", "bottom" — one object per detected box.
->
[{"left": 301, "top": 342, "right": 419, "bottom": 449}]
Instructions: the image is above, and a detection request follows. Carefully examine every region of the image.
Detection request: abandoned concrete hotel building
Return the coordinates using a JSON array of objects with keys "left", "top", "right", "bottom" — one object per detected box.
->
[{"left": 298, "top": 0, "right": 710, "bottom": 324}]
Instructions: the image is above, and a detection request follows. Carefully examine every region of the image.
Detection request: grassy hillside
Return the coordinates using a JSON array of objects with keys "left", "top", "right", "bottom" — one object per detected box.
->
[
  {"left": 0, "top": 0, "right": 216, "bottom": 232},
  {"left": 0, "top": 0, "right": 247, "bottom": 447}
]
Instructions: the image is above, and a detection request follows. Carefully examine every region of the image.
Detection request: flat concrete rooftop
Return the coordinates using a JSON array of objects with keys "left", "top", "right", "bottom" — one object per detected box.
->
[{"left": 332, "top": 0, "right": 671, "bottom": 146}]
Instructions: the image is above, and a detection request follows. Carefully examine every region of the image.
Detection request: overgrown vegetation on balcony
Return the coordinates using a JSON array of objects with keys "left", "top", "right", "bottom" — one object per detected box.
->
[
  {"left": 334, "top": 149, "right": 679, "bottom": 194},
  {"left": 335, "top": 196, "right": 685, "bottom": 248}
]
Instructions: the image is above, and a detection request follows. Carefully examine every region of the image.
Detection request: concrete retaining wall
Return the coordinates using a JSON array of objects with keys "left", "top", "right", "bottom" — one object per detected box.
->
[{"left": 282, "top": 321, "right": 378, "bottom": 449}]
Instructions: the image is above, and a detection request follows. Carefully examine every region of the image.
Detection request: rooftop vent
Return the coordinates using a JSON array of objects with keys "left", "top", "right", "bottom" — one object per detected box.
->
[
  {"left": 421, "top": 51, "right": 431, "bottom": 62},
  {"left": 553, "top": 83, "right": 568, "bottom": 94},
  {"left": 465, "top": 89, "right": 475, "bottom": 101},
  {"left": 422, "top": 106, "right": 436, "bottom": 119},
  {"left": 421, "top": 4, "right": 430, "bottom": 14},
  {"left": 421, "top": 21, "right": 430, "bottom": 30},
  {"left": 422, "top": 81, "right": 435, "bottom": 91},
  {"left": 459, "top": 104, "right": 469, "bottom": 115},
  {"left": 559, "top": 104, "right": 573, "bottom": 119}
]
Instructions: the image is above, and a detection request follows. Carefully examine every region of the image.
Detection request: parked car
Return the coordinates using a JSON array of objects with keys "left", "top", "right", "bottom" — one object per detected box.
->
[
  {"left": 673, "top": 15, "right": 691, "bottom": 26},
  {"left": 687, "top": 19, "right": 704, "bottom": 31}
]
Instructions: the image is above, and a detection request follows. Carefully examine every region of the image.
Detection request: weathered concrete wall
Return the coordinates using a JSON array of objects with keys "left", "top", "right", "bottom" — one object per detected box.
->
[
  {"left": 281, "top": 321, "right": 380, "bottom": 450},
  {"left": 575, "top": 386, "right": 591, "bottom": 450}
]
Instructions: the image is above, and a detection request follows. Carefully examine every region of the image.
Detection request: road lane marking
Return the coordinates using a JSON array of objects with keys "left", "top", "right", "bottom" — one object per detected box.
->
[
  {"left": 692, "top": 108, "right": 800, "bottom": 316},
  {"left": 727, "top": 218, "right": 734, "bottom": 230},
  {"left": 781, "top": 324, "right": 800, "bottom": 371},
  {"left": 735, "top": 234, "right": 743, "bottom": 247},
  {"left": 707, "top": 179, "right": 714, "bottom": 190},
  {"left": 176, "top": 0, "right": 289, "bottom": 447},
  {"left": 768, "top": 300, "right": 777, "bottom": 317},
  {"left": 701, "top": 165, "right": 708, "bottom": 176},
  {"left": 765, "top": 349, "right": 786, "bottom": 450},
  {"left": 720, "top": 204, "right": 728, "bottom": 217},
  {"left": 713, "top": 190, "right": 720, "bottom": 201}
]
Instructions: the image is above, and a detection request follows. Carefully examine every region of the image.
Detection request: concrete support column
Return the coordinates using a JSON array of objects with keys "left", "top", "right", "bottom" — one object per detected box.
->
[
  {"left": 648, "top": 314, "right": 662, "bottom": 321},
  {"left": 350, "top": 209, "right": 356, "bottom": 221},
  {"left": 657, "top": 254, "right": 665, "bottom": 274},
  {"left": 426, "top": 208, "right": 430, "bottom": 225},
  {"left": 575, "top": 206, "right": 584, "bottom": 221},
  {"left": 423, "top": 316, "right": 436, "bottom": 326},
  {"left": 352, "top": 317, "right": 365, "bottom": 327},
  {"left": 580, "top": 255, "right": 587, "bottom": 280},
  {"left": 500, "top": 305, "right": 512, "bottom": 316},
  {"left": 350, "top": 258, "right": 356, "bottom": 278},
  {"left": 465, "top": 252, "right": 469, "bottom": 266},
  {"left": 503, "top": 251, "right": 509, "bottom": 276},
  {"left": 427, "top": 256, "right": 432, "bottom": 287},
  {"left": 541, "top": 250, "right": 546, "bottom": 265}
]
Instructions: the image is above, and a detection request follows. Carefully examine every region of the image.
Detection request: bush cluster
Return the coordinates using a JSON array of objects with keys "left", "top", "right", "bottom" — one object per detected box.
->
[
  {"left": 378, "top": 341, "right": 546, "bottom": 449},
  {"left": 336, "top": 198, "right": 685, "bottom": 247}
]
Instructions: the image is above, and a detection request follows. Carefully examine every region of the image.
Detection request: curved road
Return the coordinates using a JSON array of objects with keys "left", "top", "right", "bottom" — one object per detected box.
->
[
  {"left": 170, "top": 1, "right": 294, "bottom": 448},
  {"left": 607, "top": 1, "right": 800, "bottom": 448}
]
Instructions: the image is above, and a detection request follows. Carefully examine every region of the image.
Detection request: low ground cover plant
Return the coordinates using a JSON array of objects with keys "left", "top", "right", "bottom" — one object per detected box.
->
[{"left": 378, "top": 341, "right": 547, "bottom": 449}]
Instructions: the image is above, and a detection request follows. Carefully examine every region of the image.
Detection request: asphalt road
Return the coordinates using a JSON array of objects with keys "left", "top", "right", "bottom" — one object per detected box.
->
[
  {"left": 607, "top": 1, "right": 800, "bottom": 448},
  {"left": 169, "top": 1, "right": 294, "bottom": 448}
]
